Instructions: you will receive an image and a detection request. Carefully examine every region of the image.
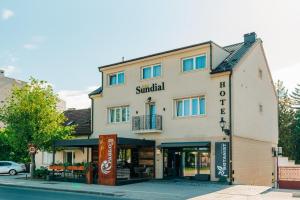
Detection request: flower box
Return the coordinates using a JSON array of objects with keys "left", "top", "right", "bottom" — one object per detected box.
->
[
  {"left": 49, "top": 165, "right": 64, "bottom": 170},
  {"left": 66, "top": 166, "right": 85, "bottom": 171}
]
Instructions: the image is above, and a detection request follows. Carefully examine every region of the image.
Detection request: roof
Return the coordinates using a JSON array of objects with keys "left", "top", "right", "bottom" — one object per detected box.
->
[
  {"left": 88, "top": 86, "right": 102, "bottom": 97},
  {"left": 64, "top": 108, "right": 91, "bottom": 136},
  {"left": 99, "top": 41, "right": 212, "bottom": 69},
  {"left": 211, "top": 40, "right": 257, "bottom": 74}
]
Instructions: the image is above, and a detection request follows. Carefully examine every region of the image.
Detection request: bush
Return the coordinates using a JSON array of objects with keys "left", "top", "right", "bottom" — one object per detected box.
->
[{"left": 33, "top": 167, "right": 49, "bottom": 179}]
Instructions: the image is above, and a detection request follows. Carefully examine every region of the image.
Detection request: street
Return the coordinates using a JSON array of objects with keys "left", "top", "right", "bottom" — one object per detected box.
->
[{"left": 0, "top": 186, "right": 130, "bottom": 200}]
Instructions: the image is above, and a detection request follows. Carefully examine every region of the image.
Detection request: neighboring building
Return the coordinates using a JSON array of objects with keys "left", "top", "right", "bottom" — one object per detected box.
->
[
  {"left": 87, "top": 32, "right": 278, "bottom": 186},
  {"left": 0, "top": 70, "right": 26, "bottom": 128},
  {"left": 0, "top": 70, "right": 66, "bottom": 126},
  {"left": 36, "top": 108, "right": 91, "bottom": 168}
]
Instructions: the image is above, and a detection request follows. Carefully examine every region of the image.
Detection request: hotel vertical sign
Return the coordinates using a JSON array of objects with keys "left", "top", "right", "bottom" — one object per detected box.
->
[
  {"left": 215, "top": 142, "right": 229, "bottom": 178},
  {"left": 99, "top": 134, "right": 117, "bottom": 186}
]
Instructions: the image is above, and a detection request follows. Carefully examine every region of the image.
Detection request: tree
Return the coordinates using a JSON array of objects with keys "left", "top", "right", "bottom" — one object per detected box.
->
[
  {"left": 290, "top": 84, "right": 300, "bottom": 109},
  {"left": 292, "top": 110, "right": 300, "bottom": 163},
  {"left": 0, "top": 78, "right": 74, "bottom": 177},
  {"left": 276, "top": 81, "right": 296, "bottom": 158}
]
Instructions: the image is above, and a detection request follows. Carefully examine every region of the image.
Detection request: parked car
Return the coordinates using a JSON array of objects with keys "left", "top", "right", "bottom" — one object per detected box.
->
[{"left": 0, "top": 161, "right": 26, "bottom": 175}]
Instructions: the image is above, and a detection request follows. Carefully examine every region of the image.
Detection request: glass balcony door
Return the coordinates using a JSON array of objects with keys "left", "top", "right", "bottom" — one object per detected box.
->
[{"left": 146, "top": 102, "right": 156, "bottom": 129}]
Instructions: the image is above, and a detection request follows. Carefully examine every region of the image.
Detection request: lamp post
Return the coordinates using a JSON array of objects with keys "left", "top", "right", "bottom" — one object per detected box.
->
[{"left": 219, "top": 118, "right": 232, "bottom": 185}]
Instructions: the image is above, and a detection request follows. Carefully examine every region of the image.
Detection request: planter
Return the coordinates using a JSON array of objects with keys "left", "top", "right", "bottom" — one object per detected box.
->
[
  {"left": 66, "top": 166, "right": 85, "bottom": 171},
  {"left": 49, "top": 165, "right": 64, "bottom": 170}
]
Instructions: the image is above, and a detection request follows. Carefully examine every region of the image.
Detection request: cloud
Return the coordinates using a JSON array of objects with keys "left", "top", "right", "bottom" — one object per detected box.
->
[
  {"left": 272, "top": 62, "right": 300, "bottom": 91},
  {"left": 0, "top": 65, "right": 18, "bottom": 76},
  {"left": 23, "top": 44, "right": 37, "bottom": 50},
  {"left": 58, "top": 86, "right": 98, "bottom": 109},
  {"left": 23, "top": 36, "right": 47, "bottom": 50},
  {"left": 2, "top": 9, "right": 14, "bottom": 20}
]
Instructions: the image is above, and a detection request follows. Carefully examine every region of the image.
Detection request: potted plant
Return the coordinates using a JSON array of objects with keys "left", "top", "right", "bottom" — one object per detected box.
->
[
  {"left": 84, "top": 162, "right": 93, "bottom": 184},
  {"left": 49, "top": 163, "right": 64, "bottom": 170}
]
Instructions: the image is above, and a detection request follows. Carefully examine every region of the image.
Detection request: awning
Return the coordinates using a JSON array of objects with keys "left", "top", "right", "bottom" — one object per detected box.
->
[
  {"left": 53, "top": 138, "right": 98, "bottom": 147},
  {"left": 53, "top": 137, "right": 155, "bottom": 148},
  {"left": 158, "top": 141, "right": 210, "bottom": 148}
]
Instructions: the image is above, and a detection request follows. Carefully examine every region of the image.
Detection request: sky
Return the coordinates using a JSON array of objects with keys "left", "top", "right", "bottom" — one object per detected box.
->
[{"left": 0, "top": 0, "right": 300, "bottom": 109}]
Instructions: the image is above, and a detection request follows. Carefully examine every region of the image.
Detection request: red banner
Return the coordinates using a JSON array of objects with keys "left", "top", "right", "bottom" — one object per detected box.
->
[{"left": 98, "top": 134, "right": 117, "bottom": 185}]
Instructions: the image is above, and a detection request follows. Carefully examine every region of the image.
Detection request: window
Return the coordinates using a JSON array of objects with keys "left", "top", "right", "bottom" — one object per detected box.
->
[
  {"left": 182, "top": 54, "right": 206, "bottom": 72},
  {"left": 109, "top": 106, "right": 130, "bottom": 123},
  {"left": 258, "top": 69, "right": 263, "bottom": 79},
  {"left": 175, "top": 96, "right": 206, "bottom": 117},
  {"left": 42, "top": 152, "right": 53, "bottom": 165},
  {"left": 259, "top": 104, "right": 263, "bottom": 112},
  {"left": 142, "top": 64, "right": 161, "bottom": 79},
  {"left": 109, "top": 72, "right": 125, "bottom": 86}
]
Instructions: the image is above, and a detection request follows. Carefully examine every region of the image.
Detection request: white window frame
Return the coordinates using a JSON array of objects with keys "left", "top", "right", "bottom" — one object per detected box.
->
[
  {"left": 141, "top": 63, "right": 162, "bottom": 80},
  {"left": 108, "top": 106, "right": 130, "bottom": 123},
  {"left": 108, "top": 71, "right": 125, "bottom": 86},
  {"left": 175, "top": 96, "right": 206, "bottom": 118},
  {"left": 181, "top": 54, "right": 207, "bottom": 72}
]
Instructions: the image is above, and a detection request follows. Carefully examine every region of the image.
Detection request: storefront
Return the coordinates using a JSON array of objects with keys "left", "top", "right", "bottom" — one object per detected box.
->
[
  {"left": 161, "top": 142, "right": 211, "bottom": 180},
  {"left": 52, "top": 135, "right": 155, "bottom": 185}
]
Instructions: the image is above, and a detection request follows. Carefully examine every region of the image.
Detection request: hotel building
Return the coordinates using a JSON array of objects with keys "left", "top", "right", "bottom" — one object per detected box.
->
[
  {"left": 87, "top": 32, "right": 278, "bottom": 186},
  {"left": 46, "top": 32, "right": 277, "bottom": 186}
]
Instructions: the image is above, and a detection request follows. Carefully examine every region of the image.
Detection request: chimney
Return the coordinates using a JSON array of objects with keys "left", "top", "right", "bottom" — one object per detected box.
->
[
  {"left": 244, "top": 32, "right": 257, "bottom": 44},
  {"left": 0, "top": 70, "right": 4, "bottom": 77}
]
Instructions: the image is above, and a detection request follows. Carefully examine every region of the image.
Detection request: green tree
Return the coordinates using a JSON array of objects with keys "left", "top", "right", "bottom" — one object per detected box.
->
[
  {"left": 0, "top": 78, "right": 74, "bottom": 177},
  {"left": 292, "top": 110, "right": 300, "bottom": 163},
  {"left": 290, "top": 84, "right": 300, "bottom": 108},
  {"left": 276, "top": 80, "right": 296, "bottom": 158}
]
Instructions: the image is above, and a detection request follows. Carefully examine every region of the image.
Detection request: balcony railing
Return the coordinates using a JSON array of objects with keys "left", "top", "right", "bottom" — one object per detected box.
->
[{"left": 132, "top": 115, "right": 162, "bottom": 132}]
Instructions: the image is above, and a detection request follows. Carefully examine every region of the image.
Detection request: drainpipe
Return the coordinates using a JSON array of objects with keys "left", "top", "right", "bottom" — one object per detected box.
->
[
  {"left": 209, "top": 42, "right": 213, "bottom": 71},
  {"left": 229, "top": 70, "right": 233, "bottom": 185}
]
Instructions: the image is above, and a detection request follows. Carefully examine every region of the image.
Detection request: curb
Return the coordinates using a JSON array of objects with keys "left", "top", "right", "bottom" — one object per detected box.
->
[{"left": 0, "top": 183, "right": 124, "bottom": 197}]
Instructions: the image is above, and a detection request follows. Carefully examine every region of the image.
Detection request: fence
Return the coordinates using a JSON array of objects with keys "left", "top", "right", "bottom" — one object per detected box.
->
[{"left": 279, "top": 167, "right": 300, "bottom": 189}]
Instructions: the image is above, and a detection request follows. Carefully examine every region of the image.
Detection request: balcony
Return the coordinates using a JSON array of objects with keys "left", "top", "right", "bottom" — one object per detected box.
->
[{"left": 132, "top": 115, "right": 162, "bottom": 134}]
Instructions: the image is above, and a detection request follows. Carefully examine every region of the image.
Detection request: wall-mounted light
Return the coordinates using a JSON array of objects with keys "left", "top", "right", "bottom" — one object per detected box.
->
[{"left": 219, "top": 118, "right": 231, "bottom": 136}]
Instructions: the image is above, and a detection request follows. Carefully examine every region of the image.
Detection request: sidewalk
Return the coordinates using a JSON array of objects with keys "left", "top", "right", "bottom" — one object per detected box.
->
[{"left": 0, "top": 174, "right": 281, "bottom": 200}]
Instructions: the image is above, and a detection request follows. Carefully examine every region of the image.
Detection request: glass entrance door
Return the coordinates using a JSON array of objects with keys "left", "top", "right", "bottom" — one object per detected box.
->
[{"left": 163, "top": 147, "right": 211, "bottom": 179}]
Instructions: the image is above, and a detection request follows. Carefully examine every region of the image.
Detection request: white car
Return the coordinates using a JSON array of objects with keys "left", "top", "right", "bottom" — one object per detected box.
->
[{"left": 0, "top": 161, "right": 26, "bottom": 175}]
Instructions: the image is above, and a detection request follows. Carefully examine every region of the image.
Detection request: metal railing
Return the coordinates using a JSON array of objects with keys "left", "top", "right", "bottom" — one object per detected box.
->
[{"left": 132, "top": 115, "right": 162, "bottom": 131}]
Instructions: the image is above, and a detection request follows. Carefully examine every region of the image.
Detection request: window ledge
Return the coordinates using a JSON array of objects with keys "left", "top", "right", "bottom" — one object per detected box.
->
[{"left": 133, "top": 129, "right": 162, "bottom": 134}]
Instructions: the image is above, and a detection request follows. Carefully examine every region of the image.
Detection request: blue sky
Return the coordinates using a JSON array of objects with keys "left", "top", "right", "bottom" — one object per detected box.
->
[{"left": 1, "top": 0, "right": 300, "bottom": 108}]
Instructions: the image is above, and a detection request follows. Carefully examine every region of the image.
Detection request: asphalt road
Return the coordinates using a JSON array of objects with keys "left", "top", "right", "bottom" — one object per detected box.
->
[{"left": 0, "top": 186, "right": 130, "bottom": 200}]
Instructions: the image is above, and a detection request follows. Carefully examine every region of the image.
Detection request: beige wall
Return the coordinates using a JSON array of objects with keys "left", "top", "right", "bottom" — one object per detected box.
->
[
  {"left": 232, "top": 40, "right": 278, "bottom": 144},
  {"left": 92, "top": 44, "right": 229, "bottom": 141},
  {"left": 232, "top": 136, "right": 275, "bottom": 186},
  {"left": 0, "top": 75, "right": 25, "bottom": 128},
  {"left": 211, "top": 43, "right": 230, "bottom": 69},
  {"left": 36, "top": 148, "right": 90, "bottom": 169},
  {"left": 91, "top": 39, "right": 278, "bottom": 185}
]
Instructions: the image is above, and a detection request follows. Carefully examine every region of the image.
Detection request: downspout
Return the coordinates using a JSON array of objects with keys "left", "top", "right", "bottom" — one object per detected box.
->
[
  {"left": 229, "top": 70, "right": 233, "bottom": 185},
  {"left": 209, "top": 42, "right": 213, "bottom": 71}
]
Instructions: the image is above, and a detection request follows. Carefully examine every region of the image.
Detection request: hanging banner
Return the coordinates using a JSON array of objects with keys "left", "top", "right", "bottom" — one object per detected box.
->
[
  {"left": 99, "top": 134, "right": 117, "bottom": 185},
  {"left": 215, "top": 142, "right": 229, "bottom": 178}
]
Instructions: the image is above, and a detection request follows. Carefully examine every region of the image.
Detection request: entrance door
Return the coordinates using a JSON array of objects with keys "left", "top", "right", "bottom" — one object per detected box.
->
[
  {"left": 163, "top": 149, "right": 181, "bottom": 177},
  {"left": 146, "top": 103, "right": 156, "bottom": 129},
  {"left": 64, "top": 151, "right": 73, "bottom": 164},
  {"left": 163, "top": 147, "right": 211, "bottom": 179}
]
